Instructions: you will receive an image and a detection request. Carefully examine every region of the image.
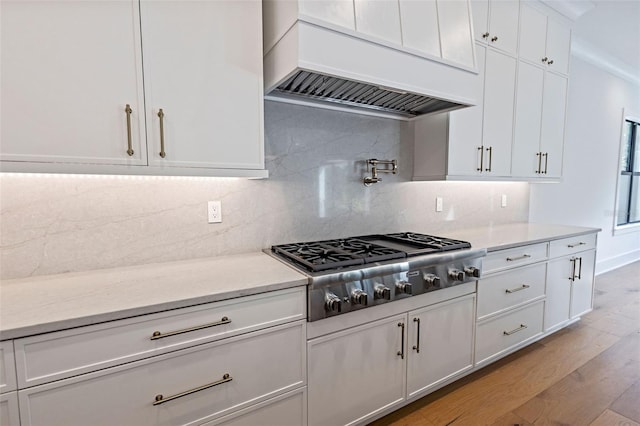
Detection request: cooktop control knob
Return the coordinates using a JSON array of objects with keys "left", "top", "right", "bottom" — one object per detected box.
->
[
  {"left": 325, "top": 293, "right": 342, "bottom": 313},
  {"left": 374, "top": 285, "right": 392, "bottom": 300},
  {"left": 396, "top": 281, "right": 413, "bottom": 295},
  {"left": 351, "top": 289, "right": 368, "bottom": 306},
  {"left": 465, "top": 266, "right": 481, "bottom": 278},
  {"left": 424, "top": 274, "right": 441, "bottom": 288},
  {"left": 449, "top": 270, "right": 465, "bottom": 281}
]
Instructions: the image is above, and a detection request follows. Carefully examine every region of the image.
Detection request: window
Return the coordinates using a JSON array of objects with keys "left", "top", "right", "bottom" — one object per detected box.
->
[{"left": 615, "top": 114, "right": 640, "bottom": 231}]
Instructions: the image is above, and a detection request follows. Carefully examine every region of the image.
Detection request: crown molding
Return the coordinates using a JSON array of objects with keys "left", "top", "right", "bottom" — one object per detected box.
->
[
  {"left": 541, "top": 0, "right": 596, "bottom": 21},
  {"left": 571, "top": 36, "right": 640, "bottom": 86}
]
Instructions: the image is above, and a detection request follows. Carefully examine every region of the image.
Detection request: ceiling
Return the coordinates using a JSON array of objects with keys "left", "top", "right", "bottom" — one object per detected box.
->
[{"left": 572, "top": 0, "right": 640, "bottom": 72}]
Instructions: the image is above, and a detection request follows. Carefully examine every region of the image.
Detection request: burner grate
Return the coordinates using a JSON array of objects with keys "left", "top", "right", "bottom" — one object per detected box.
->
[{"left": 384, "top": 232, "right": 471, "bottom": 251}]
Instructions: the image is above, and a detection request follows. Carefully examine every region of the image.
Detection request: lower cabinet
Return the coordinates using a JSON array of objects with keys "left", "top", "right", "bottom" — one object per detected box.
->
[
  {"left": 18, "top": 321, "right": 305, "bottom": 426},
  {"left": 0, "top": 391, "right": 20, "bottom": 426},
  {"left": 307, "top": 294, "right": 476, "bottom": 426}
]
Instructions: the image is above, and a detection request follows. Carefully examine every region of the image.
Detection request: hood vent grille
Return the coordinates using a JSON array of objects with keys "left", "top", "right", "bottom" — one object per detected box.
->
[{"left": 274, "top": 70, "right": 465, "bottom": 118}]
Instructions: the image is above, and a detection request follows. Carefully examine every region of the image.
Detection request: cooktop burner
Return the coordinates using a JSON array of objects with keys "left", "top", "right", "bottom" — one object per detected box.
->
[{"left": 271, "top": 232, "right": 472, "bottom": 273}]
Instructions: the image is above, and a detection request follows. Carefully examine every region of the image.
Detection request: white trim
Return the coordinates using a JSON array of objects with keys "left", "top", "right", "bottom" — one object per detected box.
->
[
  {"left": 612, "top": 110, "right": 640, "bottom": 235},
  {"left": 571, "top": 37, "right": 640, "bottom": 86},
  {"left": 596, "top": 249, "right": 640, "bottom": 276}
]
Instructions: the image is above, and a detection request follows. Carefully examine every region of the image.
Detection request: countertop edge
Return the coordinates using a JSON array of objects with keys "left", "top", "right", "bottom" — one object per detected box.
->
[{"left": 485, "top": 228, "right": 602, "bottom": 252}]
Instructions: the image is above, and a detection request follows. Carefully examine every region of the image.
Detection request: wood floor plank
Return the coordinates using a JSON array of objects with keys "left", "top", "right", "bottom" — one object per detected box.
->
[
  {"left": 580, "top": 311, "right": 640, "bottom": 337},
  {"left": 610, "top": 379, "right": 640, "bottom": 423},
  {"left": 513, "top": 332, "right": 640, "bottom": 425},
  {"left": 490, "top": 411, "right": 534, "bottom": 426},
  {"left": 590, "top": 409, "right": 640, "bottom": 426}
]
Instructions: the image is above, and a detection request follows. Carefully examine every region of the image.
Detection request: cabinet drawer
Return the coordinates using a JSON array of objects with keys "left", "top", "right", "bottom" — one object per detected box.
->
[
  {"left": 549, "top": 234, "right": 597, "bottom": 258},
  {"left": 484, "top": 243, "right": 548, "bottom": 274},
  {"left": 0, "top": 340, "right": 17, "bottom": 393},
  {"left": 15, "top": 287, "right": 305, "bottom": 388},
  {"left": 477, "top": 263, "right": 546, "bottom": 319},
  {"left": 203, "top": 388, "right": 307, "bottom": 426},
  {"left": 18, "top": 321, "right": 306, "bottom": 426},
  {"left": 475, "top": 300, "right": 544, "bottom": 366},
  {"left": 1, "top": 391, "right": 20, "bottom": 426}
]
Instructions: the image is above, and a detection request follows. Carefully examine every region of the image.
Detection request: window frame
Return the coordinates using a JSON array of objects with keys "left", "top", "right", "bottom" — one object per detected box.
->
[{"left": 613, "top": 109, "right": 640, "bottom": 236}]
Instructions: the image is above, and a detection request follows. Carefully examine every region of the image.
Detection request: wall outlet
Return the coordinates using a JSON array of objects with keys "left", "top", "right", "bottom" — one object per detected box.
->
[
  {"left": 436, "top": 196, "right": 443, "bottom": 212},
  {"left": 501, "top": 194, "right": 508, "bottom": 208},
  {"left": 208, "top": 201, "right": 222, "bottom": 223}
]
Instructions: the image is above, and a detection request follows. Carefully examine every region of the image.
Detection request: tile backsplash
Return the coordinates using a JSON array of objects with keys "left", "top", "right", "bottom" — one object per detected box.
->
[{"left": 0, "top": 102, "right": 529, "bottom": 280}]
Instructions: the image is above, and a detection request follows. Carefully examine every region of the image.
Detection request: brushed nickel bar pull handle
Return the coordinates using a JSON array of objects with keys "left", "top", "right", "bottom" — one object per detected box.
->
[
  {"left": 543, "top": 152, "right": 548, "bottom": 174},
  {"left": 153, "top": 373, "right": 232, "bottom": 406},
  {"left": 158, "top": 108, "right": 166, "bottom": 158},
  {"left": 412, "top": 317, "right": 421, "bottom": 353},
  {"left": 125, "top": 104, "right": 134, "bottom": 156},
  {"left": 567, "top": 242, "right": 586, "bottom": 248},
  {"left": 503, "top": 324, "right": 527, "bottom": 336},
  {"left": 505, "top": 284, "right": 530, "bottom": 294},
  {"left": 506, "top": 254, "right": 531, "bottom": 262},
  {"left": 150, "top": 316, "right": 231, "bottom": 340},
  {"left": 397, "top": 322, "right": 405, "bottom": 359},
  {"left": 536, "top": 152, "right": 542, "bottom": 174},
  {"left": 577, "top": 257, "right": 582, "bottom": 280},
  {"left": 485, "top": 146, "right": 493, "bottom": 172},
  {"left": 477, "top": 146, "right": 484, "bottom": 171}
]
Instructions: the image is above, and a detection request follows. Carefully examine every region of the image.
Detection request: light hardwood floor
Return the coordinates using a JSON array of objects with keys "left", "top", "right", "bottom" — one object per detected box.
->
[{"left": 370, "top": 261, "right": 640, "bottom": 426}]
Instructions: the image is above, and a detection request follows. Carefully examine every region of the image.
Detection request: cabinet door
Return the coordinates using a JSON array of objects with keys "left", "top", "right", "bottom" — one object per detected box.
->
[
  {"left": 399, "top": 0, "right": 441, "bottom": 58},
  {"left": 487, "top": 0, "right": 519, "bottom": 55},
  {"left": 448, "top": 45, "right": 486, "bottom": 176},
  {"left": 140, "top": 0, "right": 264, "bottom": 170},
  {"left": 438, "top": 0, "right": 475, "bottom": 68},
  {"left": 354, "top": 0, "right": 402, "bottom": 45},
  {"left": 540, "top": 73, "right": 568, "bottom": 178},
  {"left": 0, "top": 0, "right": 146, "bottom": 166},
  {"left": 546, "top": 19, "right": 571, "bottom": 75},
  {"left": 570, "top": 250, "right": 596, "bottom": 318},
  {"left": 0, "top": 392, "right": 20, "bottom": 426},
  {"left": 545, "top": 256, "right": 572, "bottom": 331},
  {"left": 482, "top": 49, "right": 517, "bottom": 176},
  {"left": 407, "top": 295, "right": 474, "bottom": 399},
  {"left": 518, "top": 4, "right": 548, "bottom": 66},
  {"left": 307, "top": 314, "right": 406, "bottom": 426},
  {"left": 470, "top": 0, "right": 489, "bottom": 42},
  {"left": 512, "top": 61, "right": 545, "bottom": 177}
]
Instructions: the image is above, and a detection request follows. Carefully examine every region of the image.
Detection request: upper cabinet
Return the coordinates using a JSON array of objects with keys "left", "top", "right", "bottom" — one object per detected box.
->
[
  {"left": 0, "top": 0, "right": 267, "bottom": 178},
  {"left": 519, "top": 3, "right": 571, "bottom": 75},
  {"left": 471, "top": 0, "right": 520, "bottom": 55}
]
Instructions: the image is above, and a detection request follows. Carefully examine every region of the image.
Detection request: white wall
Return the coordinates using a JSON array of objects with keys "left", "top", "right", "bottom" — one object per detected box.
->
[
  {"left": 0, "top": 101, "right": 530, "bottom": 280},
  {"left": 529, "top": 56, "right": 640, "bottom": 273}
]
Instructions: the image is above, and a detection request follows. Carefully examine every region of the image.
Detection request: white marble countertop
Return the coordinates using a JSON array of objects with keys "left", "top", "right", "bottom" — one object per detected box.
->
[
  {"left": 0, "top": 252, "right": 307, "bottom": 340},
  {"left": 0, "top": 222, "right": 601, "bottom": 340},
  {"left": 445, "top": 222, "right": 601, "bottom": 252}
]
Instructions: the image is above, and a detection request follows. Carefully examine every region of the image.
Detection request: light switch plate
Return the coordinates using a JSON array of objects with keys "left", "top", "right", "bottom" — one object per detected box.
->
[
  {"left": 501, "top": 194, "right": 507, "bottom": 208},
  {"left": 436, "top": 197, "right": 443, "bottom": 212}
]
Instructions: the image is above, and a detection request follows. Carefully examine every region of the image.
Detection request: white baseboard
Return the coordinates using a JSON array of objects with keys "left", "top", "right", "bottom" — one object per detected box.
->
[{"left": 596, "top": 249, "right": 640, "bottom": 275}]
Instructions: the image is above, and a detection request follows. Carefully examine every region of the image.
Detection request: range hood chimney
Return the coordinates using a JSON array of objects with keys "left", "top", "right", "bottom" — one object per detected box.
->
[{"left": 263, "top": 1, "right": 480, "bottom": 120}]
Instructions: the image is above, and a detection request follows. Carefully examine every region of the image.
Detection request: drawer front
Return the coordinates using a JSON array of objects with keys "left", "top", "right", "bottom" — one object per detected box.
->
[
  {"left": 477, "top": 263, "right": 546, "bottom": 319},
  {"left": 1, "top": 391, "right": 20, "bottom": 426},
  {"left": 549, "top": 233, "right": 597, "bottom": 258},
  {"left": 18, "top": 321, "right": 306, "bottom": 426},
  {"left": 204, "top": 388, "right": 307, "bottom": 426},
  {"left": 16, "top": 287, "right": 305, "bottom": 388},
  {"left": 475, "top": 301, "right": 544, "bottom": 366},
  {"left": 0, "top": 340, "right": 17, "bottom": 393},
  {"left": 484, "top": 243, "right": 548, "bottom": 274}
]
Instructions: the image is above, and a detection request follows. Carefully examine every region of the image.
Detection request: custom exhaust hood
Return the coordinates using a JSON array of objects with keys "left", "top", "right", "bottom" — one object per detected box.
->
[{"left": 263, "top": 2, "right": 481, "bottom": 120}]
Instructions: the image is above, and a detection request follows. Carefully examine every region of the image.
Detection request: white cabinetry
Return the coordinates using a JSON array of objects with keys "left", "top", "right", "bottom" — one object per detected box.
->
[
  {"left": 0, "top": 341, "right": 17, "bottom": 394},
  {"left": 545, "top": 235, "right": 597, "bottom": 331},
  {"left": 307, "top": 291, "right": 476, "bottom": 425},
  {"left": 407, "top": 295, "right": 475, "bottom": 398},
  {"left": 11, "top": 287, "right": 306, "bottom": 426},
  {"left": 0, "top": 0, "right": 267, "bottom": 178},
  {"left": 413, "top": 45, "right": 516, "bottom": 180},
  {"left": 471, "top": 0, "right": 520, "bottom": 55},
  {"left": 519, "top": 3, "right": 571, "bottom": 75},
  {"left": 0, "top": 392, "right": 20, "bottom": 426},
  {"left": 307, "top": 314, "right": 406, "bottom": 426}
]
